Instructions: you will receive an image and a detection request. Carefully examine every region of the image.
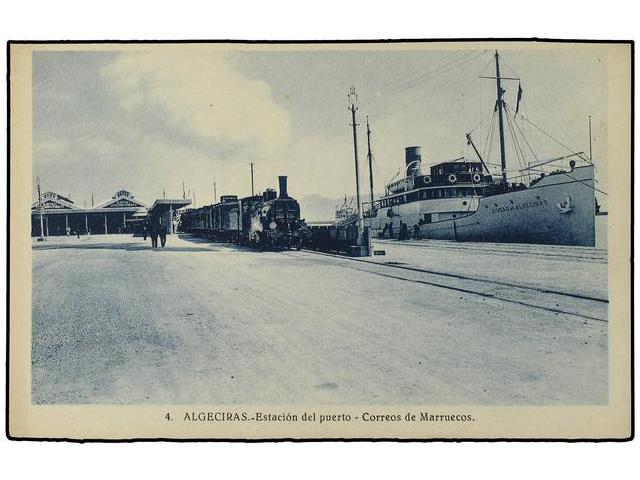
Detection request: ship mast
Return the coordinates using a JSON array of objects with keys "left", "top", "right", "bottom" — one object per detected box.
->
[
  {"left": 366, "top": 116, "right": 374, "bottom": 207},
  {"left": 494, "top": 50, "right": 508, "bottom": 183},
  {"left": 588, "top": 115, "right": 593, "bottom": 163},
  {"left": 348, "top": 86, "right": 362, "bottom": 224}
]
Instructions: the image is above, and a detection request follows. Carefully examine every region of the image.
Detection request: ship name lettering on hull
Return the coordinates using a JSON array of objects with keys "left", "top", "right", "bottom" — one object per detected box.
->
[{"left": 491, "top": 199, "right": 548, "bottom": 214}]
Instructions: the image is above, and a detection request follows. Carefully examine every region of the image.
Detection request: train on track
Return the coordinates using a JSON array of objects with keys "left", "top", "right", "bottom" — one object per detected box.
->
[{"left": 179, "top": 176, "right": 307, "bottom": 250}]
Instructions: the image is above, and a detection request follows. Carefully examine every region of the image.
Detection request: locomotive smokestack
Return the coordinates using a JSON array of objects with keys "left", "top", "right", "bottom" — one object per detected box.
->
[
  {"left": 278, "top": 176, "right": 288, "bottom": 199},
  {"left": 405, "top": 146, "right": 422, "bottom": 177}
]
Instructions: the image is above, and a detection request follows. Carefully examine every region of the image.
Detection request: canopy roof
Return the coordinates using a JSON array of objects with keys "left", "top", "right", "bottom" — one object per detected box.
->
[
  {"left": 96, "top": 190, "right": 148, "bottom": 209},
  {"left": 32, "top": 190, "right": 149, "bottom": 215},
  {"left": 32, "top": 190, "right": 191, "bottom": 217},
  {"left": 148, "top": 198, "right": 192, "bottom": 216}
]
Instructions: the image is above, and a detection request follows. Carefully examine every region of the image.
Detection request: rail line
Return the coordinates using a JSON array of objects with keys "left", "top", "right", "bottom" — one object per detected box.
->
[
  {"left": 296, "top": 248, "right": 608, "bottom": 322},
  {"left": 373, "top": 239, "right": 607, "bottom": 263}
]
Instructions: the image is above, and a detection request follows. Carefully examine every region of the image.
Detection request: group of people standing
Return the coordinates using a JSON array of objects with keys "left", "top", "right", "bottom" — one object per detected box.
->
[
  {"left": 143, "top": 218, "right": 168, "bottom": 248},
  {"left": 381, "top": 221, "right": 421, "bottom": 240}
]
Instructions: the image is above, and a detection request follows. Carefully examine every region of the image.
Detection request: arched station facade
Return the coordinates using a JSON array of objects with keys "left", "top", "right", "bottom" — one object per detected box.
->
[{"left": 31, "top": 190, "right": 148, "bottom": 237}]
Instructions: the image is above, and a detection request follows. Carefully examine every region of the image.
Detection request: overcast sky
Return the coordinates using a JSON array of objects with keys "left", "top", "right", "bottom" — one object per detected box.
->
[{"left": 32, "top": 43, "right": 609, "bottom": 207}]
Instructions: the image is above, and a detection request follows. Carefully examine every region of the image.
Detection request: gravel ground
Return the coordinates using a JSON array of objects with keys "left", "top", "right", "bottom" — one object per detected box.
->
[{"left": 31, "top": 234, "right": 607, "bottom": 405}]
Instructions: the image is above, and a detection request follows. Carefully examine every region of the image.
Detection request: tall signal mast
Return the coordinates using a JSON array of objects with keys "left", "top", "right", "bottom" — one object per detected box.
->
[
  {"left": 366, "top": 117, "right": 375, "bottom": 207},
  {"left": 494, "top": 50, "right": 508, "bottom": 183},
  {"left": 249, "top": 162, "right": 255, "bottom": 196},
  {"left": 348, "top": 86, "right": 362, "bottom": 226}
]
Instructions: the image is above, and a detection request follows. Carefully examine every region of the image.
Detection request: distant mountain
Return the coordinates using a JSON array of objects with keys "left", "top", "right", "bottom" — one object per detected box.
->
[
  {"left": 299, "top": 193, "right": 384, "bottom": 223},
  {"left": 298, "top": 194, "right": 340, "bottom": 223}
]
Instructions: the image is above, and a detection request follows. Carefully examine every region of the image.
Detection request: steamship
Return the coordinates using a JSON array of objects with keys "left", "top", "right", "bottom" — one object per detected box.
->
[{"left": 364, "top": 51, "right": 597, "bottom": 247}]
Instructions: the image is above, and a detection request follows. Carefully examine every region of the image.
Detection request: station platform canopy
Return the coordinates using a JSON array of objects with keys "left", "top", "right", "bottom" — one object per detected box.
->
[{"left": 148, "top": 198, "right": 192, "bottom": 217}]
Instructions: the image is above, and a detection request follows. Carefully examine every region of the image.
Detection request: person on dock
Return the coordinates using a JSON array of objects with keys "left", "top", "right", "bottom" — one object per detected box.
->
[
  {"left": 398, "top": 222, "right": 409, "bottom": 241},
  {"left": 149, "top": 220, "right": 159, "bottom": 248},
  {"left": 159, "top": 218, "right": 168, "bottom": 248},
  {"left": 381, "top": 221, "right": 393, "bottom": 238}
]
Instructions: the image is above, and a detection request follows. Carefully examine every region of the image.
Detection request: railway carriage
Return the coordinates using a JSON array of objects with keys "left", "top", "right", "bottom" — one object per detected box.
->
[{"left": 179, "top": 176, "right": 306, "bottom": 250}]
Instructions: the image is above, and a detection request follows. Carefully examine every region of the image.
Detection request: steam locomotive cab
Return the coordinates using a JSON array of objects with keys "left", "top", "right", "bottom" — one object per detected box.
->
[
  {"left": 244, "top": 176, "right": 306, "bottom": 250},
  {"left": 180, "top": 175, "right": 306, "bottom": 251},
  {"left": 255, "top": 197, "right": 305, "bottom": 250}
]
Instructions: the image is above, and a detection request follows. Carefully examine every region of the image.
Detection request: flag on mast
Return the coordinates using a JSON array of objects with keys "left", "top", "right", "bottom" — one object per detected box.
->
[{"left": 515, "top": 82, "right": 524, "bottom": 116}]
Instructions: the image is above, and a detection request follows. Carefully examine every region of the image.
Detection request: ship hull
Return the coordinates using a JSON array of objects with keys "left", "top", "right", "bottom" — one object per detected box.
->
[{"left": 370, "top": 165, "right": 596, "bottom": 247}]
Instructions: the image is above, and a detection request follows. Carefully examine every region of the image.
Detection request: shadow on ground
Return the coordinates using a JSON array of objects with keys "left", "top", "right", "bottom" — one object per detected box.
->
[
  {"left": 176, "top": 234, "right": 263, "bottom": 253},
  {"left": 32, "top": 241, "right": 219, "bottom": 253},
  {"left": 177, "top": 233, "right": 307, "bottom": 255},
  {"left": 32, "top": 233, "right": 296, "bottom": 255}
]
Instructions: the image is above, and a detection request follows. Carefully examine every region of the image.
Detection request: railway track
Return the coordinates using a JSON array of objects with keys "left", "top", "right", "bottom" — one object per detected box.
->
[
  {"left": 295, "top": 248, "right": 608, "bottom": 323},
  {"left": 374, "top": 239, "right": 608, "bottom": 263}
]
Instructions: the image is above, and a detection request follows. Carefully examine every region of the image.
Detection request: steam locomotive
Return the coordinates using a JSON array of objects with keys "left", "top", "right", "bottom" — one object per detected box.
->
[{"left": 179, "top": 176, "right": 307, "bottom": 250}]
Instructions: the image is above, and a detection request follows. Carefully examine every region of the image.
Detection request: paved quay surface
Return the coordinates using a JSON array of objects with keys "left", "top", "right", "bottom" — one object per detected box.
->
[
  {"left": 31, "top": 234, "right": 607, "bottom": 405},
  {"left": 370, "top": 238, "right": 607, "bottom": 300}
]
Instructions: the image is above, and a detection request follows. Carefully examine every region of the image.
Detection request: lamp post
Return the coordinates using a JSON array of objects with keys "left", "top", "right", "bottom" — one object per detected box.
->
[
  {"left": 36, "top": 177, "right": 44, "bottom": 241},
  {"left": 250, "top": 162, "right": 255, "bottom": 196}
]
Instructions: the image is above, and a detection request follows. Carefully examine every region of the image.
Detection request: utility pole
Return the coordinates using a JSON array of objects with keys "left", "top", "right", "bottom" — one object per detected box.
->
[
  {"left": 366, "top": 116, "right": 375, "bottom": 207},
  {"left": 91, "top": 193, "right": 94, "bottom": 208},
  {"left": 588, "top": 115, "right": 593, "bottom": 163},
  {"left": 36, "top": 177, "right": 44, "bottom": 240},
  {"left": 348, "top": 85, "right": 362, "bottom": 227},
  {"left": 250, "top": 162, "right": 255, "bottom": 196},
  {"left": 494, "top": 51, "right": 508, "bottom": 183},
  {"left": 182, "top": 181, "right": 186, "bottom": 199},
  {"left": 163, "top": 189, "right": 166, "bottom": 199},
  {"left": 213, "top": 180, "right": 217, "bottom": 203}
]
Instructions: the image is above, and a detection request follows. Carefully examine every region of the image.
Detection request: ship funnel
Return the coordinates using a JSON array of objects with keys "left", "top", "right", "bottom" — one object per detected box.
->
[
  {"left": 405, "top": 146, "right": 422, "bottom": 177},
  {"left": 278, "top": 176, "right": 288, "bottom": 199}
]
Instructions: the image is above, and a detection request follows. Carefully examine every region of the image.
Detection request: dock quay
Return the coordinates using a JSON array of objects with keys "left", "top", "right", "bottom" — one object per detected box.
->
[{"left": 31, "top": 233, "right": 607, "bottom": 406}]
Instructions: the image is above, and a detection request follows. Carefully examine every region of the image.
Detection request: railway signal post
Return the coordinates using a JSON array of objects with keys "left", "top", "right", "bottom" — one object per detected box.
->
[{"left": 348, "top": 86, "right": 371, "bottom": 256}]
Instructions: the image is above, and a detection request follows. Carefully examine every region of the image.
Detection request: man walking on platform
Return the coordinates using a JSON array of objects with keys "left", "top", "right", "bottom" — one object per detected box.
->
[
  {"left": 149, "top": 219, "right": 159, "bottom": 248},
  {"left": 159, "top": 218, "right": 168, "bottom": 248}
]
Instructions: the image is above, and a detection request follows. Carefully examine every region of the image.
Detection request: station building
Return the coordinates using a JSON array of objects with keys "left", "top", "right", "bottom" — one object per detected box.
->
[
  {"left": 31, "top": 189, "right": 191, "bottom": 237},
  {"left": 31, "top": 190, "right": 148, "bottom": 237}
]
